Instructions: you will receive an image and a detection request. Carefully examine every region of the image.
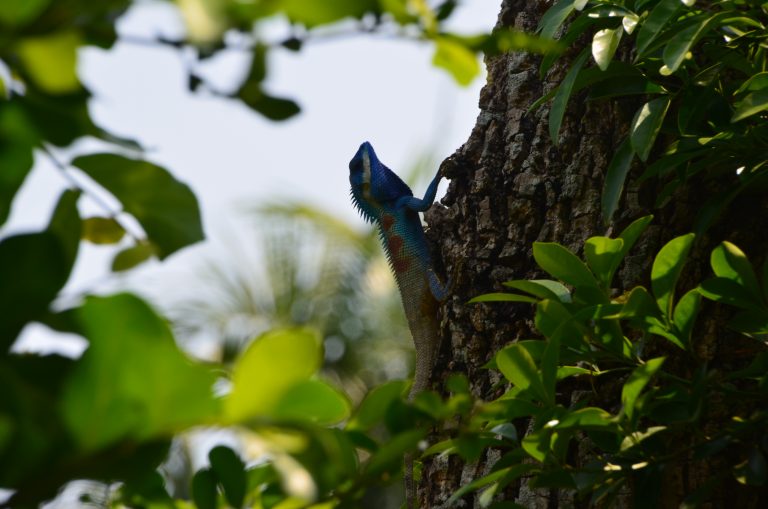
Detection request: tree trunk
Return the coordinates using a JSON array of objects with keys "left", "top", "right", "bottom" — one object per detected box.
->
[{"left": 422, "top": 0, "right": 768, "bottom": 507}]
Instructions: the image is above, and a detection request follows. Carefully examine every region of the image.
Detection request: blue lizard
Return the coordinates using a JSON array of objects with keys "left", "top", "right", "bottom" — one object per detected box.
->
[{"left": 349, "top": 141, "right": 448, "bottom": 398}]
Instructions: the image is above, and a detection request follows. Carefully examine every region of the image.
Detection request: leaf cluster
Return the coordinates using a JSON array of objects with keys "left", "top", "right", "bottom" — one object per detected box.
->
[
  {"left": 538, "top": 0, "right": 768, "bottom": 224},
  {"left": 458, "top": 218, "right": 768, "bottom": 506}
]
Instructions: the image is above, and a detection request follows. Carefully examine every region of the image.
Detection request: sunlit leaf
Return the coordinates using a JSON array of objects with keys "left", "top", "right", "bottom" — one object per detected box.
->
[
  {"left": 651, "top": 234, "right": 695, "bottom": 318},
  {"left": 504, "top": 279, "right": 571, "bottom": 303},
  {"left": 549, "top": 50, "right": 588, "bottom": 143},
  {"left": 592, "top": 27, "right": 622, "bottom": 71},
  {"left": 621, "top": 357, "right": 665, "bottom": 422},
  {"left": 433, "top": 37, "right": 480, "bottom": 86},
  {"left": 112, "top": 242, "right": 155, "bottom": 271},
  {"left": 630, "top": 97, "right": 670, "bottom": 162},
  {"left": 17, "top": 31, "right": 81, "bottom": 94},
  {"left": 272, "top": 380, "right": 351, "bottom": 425},
  {"left": 62, "top": 294, "right": 219, "bottom": 450},
  {"left": 73, "top": 153, "right": 204, "bottom": 258},
  {"left": 533, "top": 241, "right": 599, "bottom": 290},
  {"left": 469, "top": 293, "right": 538, "bottom": 303},
  {"left": 556, "top": 407, "right": 616, "bottom": 430},
  {"left": 711, "top": 242, "right": 762, "bottom": 300},
  {"left": 496, "top": 344, "right": 549, "bottom": 403},
  {"left": 672, "top": 289, "right": 700, "bottom": 347},
  {"left": 585, "top": 237, "right": 624, "bottom": 288},
  {"left": 82, "top": 217, "right": 125, "bottom": 244},
  {"left": 601, "top": 139, "right": 634, "bottom": 222},
  {"left": 226, "top": 328, "right": 321, "bottom": 421}
]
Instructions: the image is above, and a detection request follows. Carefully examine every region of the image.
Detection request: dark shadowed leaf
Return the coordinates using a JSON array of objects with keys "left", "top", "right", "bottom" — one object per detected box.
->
[
  {"left": 0, "top": 0, "right": 51, "bottom": 26},
  {"left": 497, "top": 344, "right": 549, "bottom": 403},
  {"left": 601, "top": 138, "right": 634, "bottom": 222},
  {"left": 191, "top": 469, "right": 217, "bottom": 509},
  {"left": 538, "top": 0, "right": 575, "bottom": 39},
  {"left": 732, "top": 88, "right": 768, "bottom": 122},
  {"left": 0, "top": 142, "right": 34, "bottom": 226},
  {"left": 504, "top": 280, "right": 571, "bottom": 302},
  {"left": 672, "top": 289, "right": 700, "bottom": 347},
  {"left": 549, "top": 50, "right": 588, "bottom": 143},
  {"left": 209, "top": 446, "right": 246, "bottom": 508},
  {"left": 348, "top": 380, "right": 408, "bottom": 431},
  {"left": 73, "top": 153, "right": 204, "bottom": 258},
  {"left": 636, "top": 0, "right": 679, "bottom": 56},
  {"left": 469, "top": 293, "right": 538, "bottom": 303}
]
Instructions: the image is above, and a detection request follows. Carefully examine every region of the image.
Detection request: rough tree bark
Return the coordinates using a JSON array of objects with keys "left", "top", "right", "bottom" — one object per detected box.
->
[{"left": 421, "top": 0, "right": 768, "bottom": 507}]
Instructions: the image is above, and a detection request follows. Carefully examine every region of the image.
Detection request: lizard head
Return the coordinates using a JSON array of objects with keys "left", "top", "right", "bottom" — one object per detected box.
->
[{"left": 349, "top": 141, "right": 413, "bottom": 223}]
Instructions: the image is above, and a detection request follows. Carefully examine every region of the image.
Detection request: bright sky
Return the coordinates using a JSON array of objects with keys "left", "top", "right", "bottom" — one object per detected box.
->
[{"left": 7, "top": 1, "right": 500, "bottom": 355}]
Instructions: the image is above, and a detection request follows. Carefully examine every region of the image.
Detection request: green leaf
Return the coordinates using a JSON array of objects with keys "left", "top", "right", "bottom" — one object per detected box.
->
[
  {"left": 0, "top": 190, "right": 79, "bottom": 348},
  {"left": 348, "top": 380, "right": 407, "bottom": 431},
  {"left": 672, "top": 289, "right": 700, "bottom": 347},
  {"left": 496, "top": 344, "right": 549, "bottom": 403},
  {"left": 73, "top": 153, "right": 204, "bottom": 258},
  {"left": 364, "top": 429, "right": 424, "bottom": 477},
  {"left": 538, "top": 0, "right": 575, "bottom": 39},
  {"left": 698, "top": 278, "right": 764, "bottom": 312},
  {"left": 636, "top": 0, "right": 679, "bottom": 55},
  {"left": 616, "top": 216, "right": 653, "bottom": 268},
  {"left": 448, "top": 464, "right": 536, "bottom": 505},
  {"left": 503, "top": 280, "right": 571, "bottom": 302},
  {"left": 209, "top": 446, "right": 246, "bottom": 508},
  {"left": 556, "top": 407, "right": 616, "bottom": 430},
  {"left": 662, "top": 15, "right": 719, "bottom": 73},
  {"left": 17, "top": 31, "right": 81, "bottom": 94},
  {"left": 734, "top": 449, "right": 768, "bottom": 486},
  {"left": 62, "top": 294, "right": 219, "bottom": 450},
  {"left": 651, "top": 234, "right": 695, "bottom": 318},
  {"left": 533, "top": 241, "right": 599, "bottom": 289},
  {"left": 271, "top": 380, "right": 350, "bottom": 425},
  {"left": 601, "top": 138, "right": 635, "bottom": 222},
  {"left": 191, "top": 469, "right": 218, "bottom": 509},
  {"left": 711, "top": 242, "right": 762, "bottom": 300},
  {"left": 239, "top": 91, "right": 301, "bottom": 121},
  {"left": 0, "top": 142, "right": 34, "bottom": 227},
  {"left": 584, "top": 236, "right": 624, "bottom": 287},
  {"left": 732, "top": 89, "right": 768, "bottom": 123},
  {"left": 111, "top": 242, "right": 155, "bottom": 272},
  {"left": 621, "top": 357, "right": 665, "bottom": 422},
  {"left": 630, "top": 97, "right": 670, "bottom": 162},
  {"left": 82, "top": 217, "right": 125, "bottom": 244},
  {"left": 549, "top": 50, "right": 589, "bottom": 143},
  {"left": 469, "top": 293, "right": 538, "bottom": 303},
  {"left": 521, "top": 428, "right": 551, "bottom": 462},
  {"left": 592, "top": 27, "right": 622, "bottom": 71},
  {"left": 432, "top": 37, "right": 480, "bottom": 86},
  {"left": 280, "top": 0, "right": 376, "bottom": 26},
  {"left": 0, "top": 0, "right": 50, "bottom": 26},
  {"left": 226, "top": 328, "right": 321, "bottom": 421}
]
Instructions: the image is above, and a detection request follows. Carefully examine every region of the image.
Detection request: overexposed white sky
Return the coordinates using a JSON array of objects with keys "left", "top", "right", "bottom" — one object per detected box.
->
[{"left": 7, "top": 0, "right": 500, "bottom": 355}]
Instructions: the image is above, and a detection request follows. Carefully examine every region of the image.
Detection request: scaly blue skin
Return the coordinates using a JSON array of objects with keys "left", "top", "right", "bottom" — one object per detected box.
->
[{"left": 349, "top": 141, "right": 448, "bottom": 401}]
